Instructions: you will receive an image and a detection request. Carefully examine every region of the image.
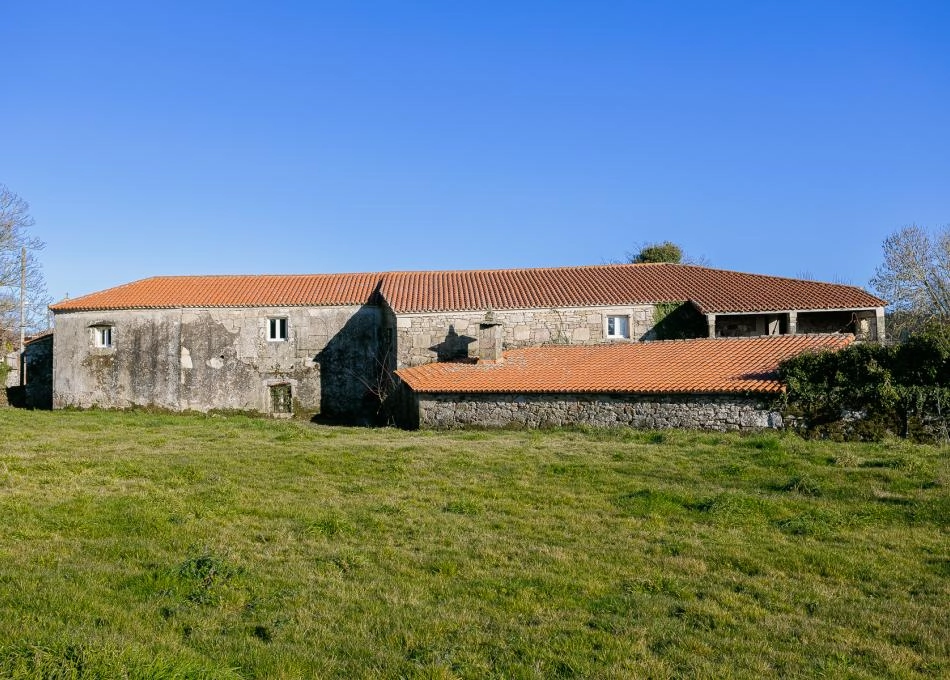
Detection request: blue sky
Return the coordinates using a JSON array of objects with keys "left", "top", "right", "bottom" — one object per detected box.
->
[{"left": 3, "top": 1, "right": 949, "bottom": 302}]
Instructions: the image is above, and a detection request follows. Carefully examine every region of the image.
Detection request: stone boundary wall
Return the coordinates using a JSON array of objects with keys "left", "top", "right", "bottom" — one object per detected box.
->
[
  {"left": 3, "top": 352, "right": 18, "bottom": 389},
  {"left": 415, "top": 392, "right": 783, "bottom": 431},
  {"left": 394, "top": 305, "right": 657, "bottom": 367}
]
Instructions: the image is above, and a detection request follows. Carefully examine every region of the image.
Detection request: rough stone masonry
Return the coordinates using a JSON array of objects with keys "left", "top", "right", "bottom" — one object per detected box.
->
[
  {"left": 52, "top": 306, "right": 382, "bottom": 421},
  {"left": 415, "top": 392, "right": 784, "bottom": 431}
]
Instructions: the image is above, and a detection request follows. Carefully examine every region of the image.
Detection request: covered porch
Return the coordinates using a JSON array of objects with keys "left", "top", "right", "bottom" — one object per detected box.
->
[{"left": 705, "top": 307, "right": 885, "bottom": 341}]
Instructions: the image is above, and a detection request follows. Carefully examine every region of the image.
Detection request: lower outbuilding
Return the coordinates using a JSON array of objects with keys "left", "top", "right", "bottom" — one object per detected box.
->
[{"left": 394, "top": 334, "right": 854, "bottom": 430}]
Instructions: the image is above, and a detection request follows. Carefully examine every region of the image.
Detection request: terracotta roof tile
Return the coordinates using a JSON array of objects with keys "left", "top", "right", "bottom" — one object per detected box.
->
[
  {"left": 49, "top": 274, "right": 383, "bottom": 311},
  {"left": 396, "top": 335, "right": 854, "bottom": 395},
  {"left": 49, "top": 264, "right": 885, "bottom": 314},
  {"left": 380, "top": 264, "right": 884, "bottom": 314}
]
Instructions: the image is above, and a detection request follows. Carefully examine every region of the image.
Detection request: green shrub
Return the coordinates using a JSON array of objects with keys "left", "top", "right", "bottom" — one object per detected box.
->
[{"left": 780, "top": 322, "right": 950, "bottom": 442}]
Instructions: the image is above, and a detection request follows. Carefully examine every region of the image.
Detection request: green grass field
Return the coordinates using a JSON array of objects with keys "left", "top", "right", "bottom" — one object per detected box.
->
[{"left": 0, "top": 409, "right": 946, "bottom": 679}]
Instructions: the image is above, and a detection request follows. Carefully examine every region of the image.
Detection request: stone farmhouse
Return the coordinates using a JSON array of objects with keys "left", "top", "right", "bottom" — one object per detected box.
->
[{"left": 48, "top": 263, "right": 886, "bottom": 429}]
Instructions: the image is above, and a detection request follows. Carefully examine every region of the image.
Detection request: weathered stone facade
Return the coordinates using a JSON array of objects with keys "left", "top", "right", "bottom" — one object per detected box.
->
[
  {"left": 53, "top": 305, "right": 381, "bottom": 420},
  {"left": 392, "top": 305, "right": 657, "bottom": 367},
  {"left": 412, "top": 392, "right": 783, "bottom": 431}
]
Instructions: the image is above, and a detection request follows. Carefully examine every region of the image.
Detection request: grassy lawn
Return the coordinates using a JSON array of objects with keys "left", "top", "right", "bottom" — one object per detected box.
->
[{"left": 0, "top": 409, "right": 946, "bottom": 679}]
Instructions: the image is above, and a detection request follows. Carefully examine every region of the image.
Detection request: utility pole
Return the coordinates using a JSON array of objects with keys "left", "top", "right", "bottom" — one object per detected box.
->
[{"left": 19, "top": 246, "right": 26, "bottom": 386}]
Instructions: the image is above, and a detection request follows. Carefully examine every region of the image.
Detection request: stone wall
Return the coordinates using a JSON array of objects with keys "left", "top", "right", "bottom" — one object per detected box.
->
[
  {"left": 797, "top": 310, "right": 859, "bottom": 335},
  {"left": 393, "top": 304, "right": 657, "bottom": 367},
  {"left": 413, "top": 392, "right": 783, "bottom": 431},
  {"left": 3, "top": 351, "right": 18, "bottom": 389},
  {"left": 53, "top": 305, "right": 381, "bottom": 420},
  {"left": 716, "top": 315, "right": 780, "bottom": 337},
  {"left": 2, "top": 352, "right": 17, "bottom": 408}
]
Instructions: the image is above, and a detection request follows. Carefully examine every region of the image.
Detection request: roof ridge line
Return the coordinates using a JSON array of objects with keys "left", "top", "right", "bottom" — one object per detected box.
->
[
  {"left": 378, "top": 262, "right": 688, "bottom": 276},
  {"left": 508, "top": 333, "right": 855, "bottom": 348},
  {"left": 111, "top": 272, "right": 384, "bottom": 280}
]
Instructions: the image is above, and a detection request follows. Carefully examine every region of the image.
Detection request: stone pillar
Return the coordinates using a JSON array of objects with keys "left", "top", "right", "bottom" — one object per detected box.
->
[
  {"left": 875, "top": 307, "right": 886, "bottom": 343},
  {"left": 3, "top": 353, "right": 19, "bottom": 389},
  {"left": 787, "top": 311, "right": 797, "bottom": 335},
  {"left": 855, "top": 313, "right": 871, "bottom": 340},
  {"left": 706, "top": 314, "right": 717, "bottom": 338}
]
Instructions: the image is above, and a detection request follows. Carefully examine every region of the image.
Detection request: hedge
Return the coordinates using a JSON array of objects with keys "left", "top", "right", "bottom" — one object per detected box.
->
[{"left": 778, "top": 322, "right": 950, "bottom": 442}]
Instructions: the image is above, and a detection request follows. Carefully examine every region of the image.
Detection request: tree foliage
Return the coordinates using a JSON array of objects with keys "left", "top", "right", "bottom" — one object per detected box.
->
[
  {"left": 629, "top": 241, "right": 683, "bottom": 264},
  {"left": 870, "top": 224, "right": 950, "bottom": 336},
  {"left": 0, "top": 185, "right": 51, "bottom": 338}
]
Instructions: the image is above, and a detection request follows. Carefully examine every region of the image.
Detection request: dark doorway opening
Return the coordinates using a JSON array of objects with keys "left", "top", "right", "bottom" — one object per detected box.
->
[{"left": 270, "top": 383, "right": 292, "bottom": 414}]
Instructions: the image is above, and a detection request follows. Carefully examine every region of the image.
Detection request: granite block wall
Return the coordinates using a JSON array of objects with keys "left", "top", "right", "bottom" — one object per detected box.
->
[
  {"left": 414, "top": 392, "right": 783, "bottom": 431},
  {"left": 394, "top": 305, "right": 657, "bottom": 367}
]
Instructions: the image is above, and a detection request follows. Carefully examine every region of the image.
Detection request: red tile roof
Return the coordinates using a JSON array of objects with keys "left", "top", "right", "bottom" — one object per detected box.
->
[
  {"left": 379, "top": 264, "right": 884, "bottom": 314},
  {"left": 49, "top": 264, "right": 885, "bottom": 314},
  {"left": 49, "top": 274, "right": 383, "bottom": 311},
  {"left": 396, "top": 334, "right": 854, "bottom": 395}
]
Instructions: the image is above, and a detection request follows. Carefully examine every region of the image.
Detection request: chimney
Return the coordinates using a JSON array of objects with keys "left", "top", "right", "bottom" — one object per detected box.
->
[{"left": 478, "top": 311, "right": 504, "bottom": 363}]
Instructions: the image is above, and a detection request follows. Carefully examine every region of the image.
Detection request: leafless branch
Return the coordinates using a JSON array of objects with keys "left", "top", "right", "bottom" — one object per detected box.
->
[
  {"left": 0, "top": 184, "right": 52, "bottom": 335},
  {"left": 870, "top": 224, "right": 950, "bottom": 333}
]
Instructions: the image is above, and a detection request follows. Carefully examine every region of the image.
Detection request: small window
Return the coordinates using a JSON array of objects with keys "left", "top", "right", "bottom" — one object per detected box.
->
[
  {"left": 93, "top": 325, "right": 113, "bottom": 348},
  {"left": 267, "top": 317, "right": 288, "bottom": 342},
  {"left": 271, "top": 384, "right": 292, "bottom": 414},
  {"left": 606, "top": 315, "right": 630, "bottom": 339}
]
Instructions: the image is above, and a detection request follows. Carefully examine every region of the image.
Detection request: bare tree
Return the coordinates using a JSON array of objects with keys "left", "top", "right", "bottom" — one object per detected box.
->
[
  {"left": 870, "top": 224, "right": 950, "bottom": 334},
  {"left": 0, "top": 185, "right": 51, "bottom": 341}
]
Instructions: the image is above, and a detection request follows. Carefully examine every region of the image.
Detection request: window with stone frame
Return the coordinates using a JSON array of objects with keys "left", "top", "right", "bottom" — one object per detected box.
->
[
  {"left": 606, "top": 315, "right": 630, "bottom": 339},
  {"left": 267, "top": 317, "right": 288, "bottom": 342},
  {"left": 92, "top": 325, "right": 114, "bottom": 348}
]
